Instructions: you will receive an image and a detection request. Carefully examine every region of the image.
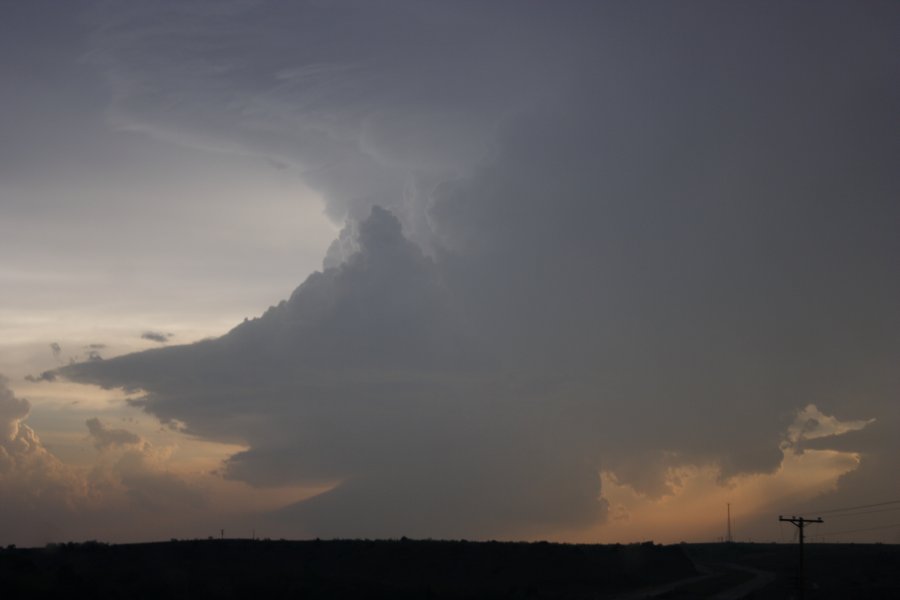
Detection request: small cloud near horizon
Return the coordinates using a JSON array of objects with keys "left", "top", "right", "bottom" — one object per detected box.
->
[{"left": 141, "top": 331, "right": 173, "bottom": 344}]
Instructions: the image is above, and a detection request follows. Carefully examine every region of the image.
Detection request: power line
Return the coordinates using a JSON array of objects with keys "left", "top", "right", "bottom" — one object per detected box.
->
[
  {"left": 821, "top": 522, "right": 900, "bottom": 537},
  {"left": 812, "top": 499, "right": 900, "bottom": 516},
  {"left": 824, "top": 506, "right": 900, "bottom": 519}
]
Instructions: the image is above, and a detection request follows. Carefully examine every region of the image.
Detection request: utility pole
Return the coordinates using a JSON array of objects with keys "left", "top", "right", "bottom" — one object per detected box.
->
[{"left": 779, "top": 515, "right": 823, "bottom": 598}]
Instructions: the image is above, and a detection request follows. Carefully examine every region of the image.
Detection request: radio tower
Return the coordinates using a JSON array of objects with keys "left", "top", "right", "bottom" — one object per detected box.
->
[{"left": 726, "top": 503, "right": 733, "bottom": 543}]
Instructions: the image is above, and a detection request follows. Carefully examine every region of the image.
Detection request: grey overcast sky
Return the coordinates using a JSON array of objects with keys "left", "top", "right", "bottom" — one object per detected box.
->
[{"left": 1, "top": 0, "right": 898, "bottom": 546}]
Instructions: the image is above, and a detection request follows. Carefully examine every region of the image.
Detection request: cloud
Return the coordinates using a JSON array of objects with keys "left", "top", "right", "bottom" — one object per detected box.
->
[
  {"left": 25, "top": 370, "right": 57, "bottom": 383},
  {"left": 0, "top": 376, "right": 66, "bottom": 484},
  {"left": 106, "top": 447, "right": 207, "bottom": 513},
  {"left": 785, "top": 404, "right": 875, "bottom": 452},
  {"left": 80, "top": 0, "right": 583, "bottom": 239},
  {"left": 25, "top": 343, "right": 65, "bottom": 379},
  {"left": 53, "top": 0, "right": 900, "bottom": 539},
  {"left": 0, "top": 375, "right": 223, "bottom": 545},
  {"left": 0, "top": 376, "right": 31, "bottom": 443},
  {"left": 60, "top": 207, "right": 609, "bottom": 537},
  {"left": 141, "top": 331, "right": 173, "bottom": 343},
  {"left": 85, "top": 417, "right": 142, "bottom": 450},
  {"left": 0, "top": 375, "right": 89, "bottom": 542}
]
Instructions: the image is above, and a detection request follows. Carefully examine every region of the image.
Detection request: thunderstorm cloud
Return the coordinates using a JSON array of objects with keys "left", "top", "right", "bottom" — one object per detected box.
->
[{"left": 30, "top": 0, "right": 900, "bottom": 538}]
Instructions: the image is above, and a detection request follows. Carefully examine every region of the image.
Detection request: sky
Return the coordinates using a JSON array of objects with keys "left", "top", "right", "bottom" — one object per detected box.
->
[{"left": 1, "top": 0, "right": 898, "bottom": 547}]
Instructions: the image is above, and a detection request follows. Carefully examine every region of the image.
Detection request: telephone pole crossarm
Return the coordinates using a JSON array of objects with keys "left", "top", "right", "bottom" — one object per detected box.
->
[
  {"left": 778, "top": 515, "right": 824, "bottom": 549},
  {"left": 778, "top": 516, "right": 824, "bottom": 525}
]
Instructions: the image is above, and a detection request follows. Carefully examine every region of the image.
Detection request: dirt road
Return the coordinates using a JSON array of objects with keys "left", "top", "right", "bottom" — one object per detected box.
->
[{"left": 611, "top": 561, "right": 775, "bottom": 599}]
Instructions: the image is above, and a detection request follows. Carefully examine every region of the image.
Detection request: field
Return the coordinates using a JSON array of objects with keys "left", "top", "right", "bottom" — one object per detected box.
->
[
  {"left": 0, "top": 539, "right": 897, "bottom": 599},
  {"left": 684, "top": 542, "right": 900, "bottom": 599}
]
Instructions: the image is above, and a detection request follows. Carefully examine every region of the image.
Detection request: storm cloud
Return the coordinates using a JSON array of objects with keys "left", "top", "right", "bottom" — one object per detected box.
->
[{"left": 54, "top": 0, "right": 900, "bottom": 539}]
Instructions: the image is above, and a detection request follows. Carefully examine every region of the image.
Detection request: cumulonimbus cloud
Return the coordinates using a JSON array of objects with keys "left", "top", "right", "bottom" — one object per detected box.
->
[{"left": 53, "top": 0, "right": 900, "bottom": 538}]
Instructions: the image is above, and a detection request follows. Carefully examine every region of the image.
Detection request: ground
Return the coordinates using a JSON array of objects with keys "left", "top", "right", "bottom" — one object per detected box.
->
[{"left": 0, "top": 539, "right": 896, "bottom": 599}]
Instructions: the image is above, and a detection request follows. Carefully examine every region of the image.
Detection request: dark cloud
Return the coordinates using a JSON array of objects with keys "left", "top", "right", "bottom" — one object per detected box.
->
[
  {"left": 141, "top": 331, "right": 173, "bottom": 344},
  {"left": 25, "top": 371, "right": 57, "bottom": 383},
  {"left": 56, "top": 0, "right": 900, "bottom": 538},
  {"left": 85, "top": 417, "right": 142, "bottom": 450}
]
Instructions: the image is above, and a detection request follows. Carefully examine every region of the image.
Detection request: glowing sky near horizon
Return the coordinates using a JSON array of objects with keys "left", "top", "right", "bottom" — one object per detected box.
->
[{"left": 1, "top": 0, "right": 898, "bottom": 547}]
